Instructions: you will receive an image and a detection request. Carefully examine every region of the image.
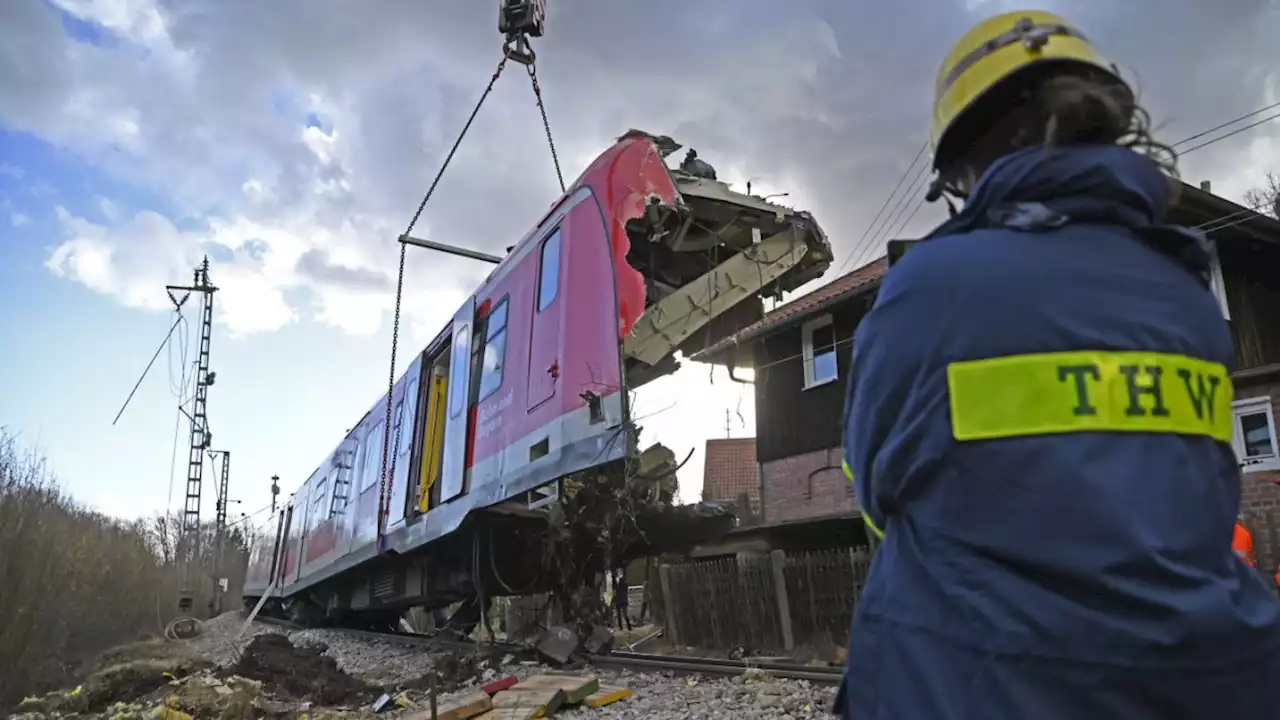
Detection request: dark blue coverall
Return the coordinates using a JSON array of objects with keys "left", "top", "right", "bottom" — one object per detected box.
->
[{"left": 838, "top": 144, "right": 1280, "bottom": 719}]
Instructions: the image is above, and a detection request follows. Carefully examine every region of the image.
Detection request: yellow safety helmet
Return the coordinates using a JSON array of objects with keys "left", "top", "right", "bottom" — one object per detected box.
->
[{"left": 930, "top": 10, "right": 1128, "bottom": 172}]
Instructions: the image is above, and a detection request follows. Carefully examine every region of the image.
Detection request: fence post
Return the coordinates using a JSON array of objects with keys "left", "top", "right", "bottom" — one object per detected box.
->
[
  {"left": 658, "top": 563, "right": 680, "bottom": 647},
  {"left": 770, "top": 550, "right": 795, "bottom": 652}
]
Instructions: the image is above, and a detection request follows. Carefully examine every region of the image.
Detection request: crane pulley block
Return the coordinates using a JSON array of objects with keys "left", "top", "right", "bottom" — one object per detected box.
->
[
  {"left": 499, "top": 0, "right": 546, "bottom": 65},
  {"left": 499, "top": 0, "right": 546, "bottom": 38}
]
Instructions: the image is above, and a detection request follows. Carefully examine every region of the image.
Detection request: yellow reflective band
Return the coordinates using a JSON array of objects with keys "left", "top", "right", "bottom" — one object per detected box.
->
[
  {"left": 947, "top": 350, "right": 1233, "bottom": 443},
  {"left": 861, "top": 510, "right": 885, "bottom": 539},
  {"left": 843, "top": 459, "right": 884, "bottom": 538}
]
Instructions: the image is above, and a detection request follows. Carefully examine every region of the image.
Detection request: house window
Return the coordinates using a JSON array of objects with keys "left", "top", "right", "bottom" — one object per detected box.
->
[
  {"left": 537, "top": 229, "right": 562, "bottom": 312},
  {"left": 476, "top": 298, "right": 509, "bottom": 401},
  {"left": 802, "top": 314, "right": 839, "bottom": 389},
  {"left": 1232, "top": 397, "right": 1279, "bottom": 472}
]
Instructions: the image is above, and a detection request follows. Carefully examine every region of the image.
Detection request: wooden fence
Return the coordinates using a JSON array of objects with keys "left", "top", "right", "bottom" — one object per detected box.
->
[
  {"left": 660, "top": 512, "right": 1280, "bottom": 652},
  {"left": 659, "top": 548, "right": 871, "bottom": 652}
]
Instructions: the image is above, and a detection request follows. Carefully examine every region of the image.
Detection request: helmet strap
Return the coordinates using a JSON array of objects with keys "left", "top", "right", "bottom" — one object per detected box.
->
[{"left": 926, "top": 172, "right": 968, "bottom": 217}]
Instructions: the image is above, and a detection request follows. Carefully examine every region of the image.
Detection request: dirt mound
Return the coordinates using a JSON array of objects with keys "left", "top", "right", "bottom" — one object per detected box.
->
[
  {"left": 226, "top": 633, "right": 377, "bottom": 706},
  {"left": 9, "top": 655, "right": 212, "bottom": 717}
]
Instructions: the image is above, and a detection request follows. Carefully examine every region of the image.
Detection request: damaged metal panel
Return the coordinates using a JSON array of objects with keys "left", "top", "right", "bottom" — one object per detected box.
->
[
  {"left": 616, "top": 130, "right": 833, "bottom": 383},
  {"left": 624, "top": 226, "right": 827, "bottom": 367}
]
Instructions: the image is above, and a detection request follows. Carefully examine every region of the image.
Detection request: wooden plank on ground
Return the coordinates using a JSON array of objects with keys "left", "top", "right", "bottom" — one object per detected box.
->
[
  {"left": 519, "top": 673, "right": 600, "bottom": 704},
  {"left": 584, "top": 683, "right": 631, "bottom": 708},
  {"left": 404, "top": 690, "right": 491, "bottom": 720},
  {"left": 482, "top": 684, "right": 566, "bottom": 719},
  {"left": 474, "top": 710, "right": 541, "bottom": 720}
]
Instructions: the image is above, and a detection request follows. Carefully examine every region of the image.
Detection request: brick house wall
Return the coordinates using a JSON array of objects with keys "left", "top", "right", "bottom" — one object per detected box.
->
[
  {"left": 759, "top": 447, "right": 856, "bottom": 524},
  {"left": 757, "top": 377, "right": 1280, "bottom": 525}
]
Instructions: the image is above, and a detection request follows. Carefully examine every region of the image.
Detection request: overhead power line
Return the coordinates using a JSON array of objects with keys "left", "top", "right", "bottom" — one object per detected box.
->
[
  {"left": 835, "top": 140, "right": 927, "bottom": 276},
  {"left": 837, "top": 98, "right": 1280, "bottom": 277}
]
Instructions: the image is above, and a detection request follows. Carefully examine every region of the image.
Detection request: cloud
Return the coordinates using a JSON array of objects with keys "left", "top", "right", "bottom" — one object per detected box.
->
[
  {"left": 295, "top": 248, "right": 390, "bottom": 294},
  {"left": 8, "top": 0, "right": 1279, "bottom": 339},
  {"left": 6, "top": 0, "right": 1280, "bottom": 508}
]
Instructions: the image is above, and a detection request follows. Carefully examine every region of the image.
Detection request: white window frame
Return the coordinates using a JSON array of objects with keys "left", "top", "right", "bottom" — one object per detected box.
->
[
  {"left": 1207, "top": 239, "right": 1231, "bottom": 321},
  {"left": 801, "top": 314, "right": 839, "bottom": 390},
  {"left": 1231, "top": 396, "right": 1280, "bottom": 473}
]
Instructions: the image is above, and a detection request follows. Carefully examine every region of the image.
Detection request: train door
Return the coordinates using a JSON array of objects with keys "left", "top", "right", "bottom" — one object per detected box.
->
[
  {"left": 439, "top": 300, "right": 475, "bottom": 502},
  {"left": 386, "top": 367, "right": 419, "bottom": 531},
  {"left": 526, "top": 227, "right": 563, "bottom": 412},
  {"left": 268, "top": 506, "right": 287, "bottom": 585},
  {"left": 416, "top": 364, "right": 448, "bottom": 514}
]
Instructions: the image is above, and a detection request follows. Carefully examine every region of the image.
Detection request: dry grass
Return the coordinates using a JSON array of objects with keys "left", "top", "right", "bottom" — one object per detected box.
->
[{"left": 0, "top": 428, "right": 249, "bottom": 710}]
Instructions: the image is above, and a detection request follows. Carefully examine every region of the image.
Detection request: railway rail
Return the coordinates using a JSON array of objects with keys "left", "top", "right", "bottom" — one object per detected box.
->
[
  {"left": 587, "top": 651, "right": 843, "bottom": 685},
  {"left": 249, "top": 615, "right": 842, "bottom": 685}
]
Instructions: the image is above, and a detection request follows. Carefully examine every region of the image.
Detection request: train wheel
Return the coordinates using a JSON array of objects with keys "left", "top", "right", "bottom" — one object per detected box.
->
[{"left": 284, "top": 597, "right": 324, "bottom": 627}]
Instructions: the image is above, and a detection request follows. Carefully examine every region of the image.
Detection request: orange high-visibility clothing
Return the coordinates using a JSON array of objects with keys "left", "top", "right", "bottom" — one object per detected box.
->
[{"left": 1233, "top": 521, "right": 1256, "bottom": 568}]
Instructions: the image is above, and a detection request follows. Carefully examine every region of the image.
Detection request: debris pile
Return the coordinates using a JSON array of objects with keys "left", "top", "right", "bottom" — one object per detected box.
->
[
  {"left": 548, "top": 437, "right": 732, "bottom": 659},
  {"left": 387, "top": 671, "right": 630, "bottom": 720},
  {"left": 228, "top": 633, "right": 379, "bottom": 706}
]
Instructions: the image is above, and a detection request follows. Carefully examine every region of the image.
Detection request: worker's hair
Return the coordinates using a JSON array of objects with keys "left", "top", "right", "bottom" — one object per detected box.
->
[{"left": 935, "top": 65, "right": 1178, "bottom": 200}]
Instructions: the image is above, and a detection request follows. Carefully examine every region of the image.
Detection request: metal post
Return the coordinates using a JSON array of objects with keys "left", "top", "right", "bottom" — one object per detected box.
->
[
  {"left": 167, "top": 257, "right": 218, "bottom": 612},
  {"left": 210, "top": 450, "right": 231, "bottom": 615}
]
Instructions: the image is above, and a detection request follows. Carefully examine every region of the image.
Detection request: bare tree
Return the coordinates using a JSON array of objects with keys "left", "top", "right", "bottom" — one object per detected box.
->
[
  {"left": 0, "top": 428, "right": 253, "bottom": 709},
  {"left": 1243, "top": 171, "right": 1280, "bottom": 219}
]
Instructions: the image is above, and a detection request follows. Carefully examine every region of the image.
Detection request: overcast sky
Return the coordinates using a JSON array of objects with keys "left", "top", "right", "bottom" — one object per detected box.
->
[{"left": 1, "top": 0, "right": 1277, "bottom": 526}]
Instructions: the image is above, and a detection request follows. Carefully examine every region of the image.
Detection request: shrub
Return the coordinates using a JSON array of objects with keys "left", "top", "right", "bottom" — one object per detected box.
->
[{"left": 0, "top": 428, "right": 248, "bottom": 709}]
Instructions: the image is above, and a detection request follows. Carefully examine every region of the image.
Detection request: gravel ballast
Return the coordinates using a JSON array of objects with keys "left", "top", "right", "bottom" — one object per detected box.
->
[{"left": 182, "top": 613, "right": 839, "bottom": 718}]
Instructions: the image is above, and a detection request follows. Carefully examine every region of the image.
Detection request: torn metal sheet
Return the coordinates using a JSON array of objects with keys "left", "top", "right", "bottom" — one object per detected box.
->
[{"left": 617, "top": 129, "right": 833, "bottom": 384}]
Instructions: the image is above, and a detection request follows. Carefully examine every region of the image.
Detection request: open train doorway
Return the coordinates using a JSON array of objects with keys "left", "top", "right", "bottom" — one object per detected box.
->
[{"left": 414, "top": 334, "right": 453, "bottom": 516}]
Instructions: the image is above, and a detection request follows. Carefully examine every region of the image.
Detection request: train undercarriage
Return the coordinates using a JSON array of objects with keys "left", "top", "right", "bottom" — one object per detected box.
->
[{"left": 251, "top": 441, "right": 735, "bottom": 639}]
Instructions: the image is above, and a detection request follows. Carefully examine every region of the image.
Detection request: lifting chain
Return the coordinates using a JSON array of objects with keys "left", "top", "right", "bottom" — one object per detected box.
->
[
  {"left": 526, "top": 60, "right": 566, "bottom": 193},
  {"left": 375, "top": 30, "right": 565, "bottom": 549}
]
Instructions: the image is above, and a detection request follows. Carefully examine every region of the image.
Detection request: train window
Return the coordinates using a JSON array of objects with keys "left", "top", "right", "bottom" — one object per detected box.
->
[
  {"left": 476, "top": 298, "right": 509, "bottom": 401},
  {"left": 312, "top": 476, "right": 328, "bottom": 517},
  {"left": 401, "top": 379, "right": 417, "bottom": 458},
  {"left": 448, "top": 324, "right": 470, "bottom": 419},
  {"left": 392, "top": 399, "right": 405, "bottom": 457},
  {"left": 352, "top": 434, "right": 368, "bottom": 498},
  {"left": 537, "top": 229, "right": 562, "bottom": 312},
  {"left": 361, "top": 420, "right": 384, "bottom": 492}
]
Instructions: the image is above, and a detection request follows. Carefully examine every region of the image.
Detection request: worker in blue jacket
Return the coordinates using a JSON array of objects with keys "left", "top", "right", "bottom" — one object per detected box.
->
[{"left": 838, "top": 10, "right": 1280, "bottom": 719}]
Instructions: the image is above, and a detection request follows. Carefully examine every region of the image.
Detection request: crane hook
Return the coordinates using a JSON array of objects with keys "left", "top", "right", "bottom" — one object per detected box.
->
[{"left": 498, "top": 0, "right": 545, "bottom": 65}]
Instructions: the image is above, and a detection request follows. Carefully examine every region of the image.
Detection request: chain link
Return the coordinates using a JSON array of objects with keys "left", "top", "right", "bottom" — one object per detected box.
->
[
  {"left": 527, "top": 61, "right": 566, "bottom": 193},
  {"left": 376, "top": 53, "right": 512, "bottom": 546},
  {"left": 375, "top": 40, "right": 567, "bottom": 548}
]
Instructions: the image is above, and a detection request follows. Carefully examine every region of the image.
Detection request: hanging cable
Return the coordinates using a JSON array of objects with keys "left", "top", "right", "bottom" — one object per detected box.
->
[
  {"left": 1170, "top": 99, "right": 1280, "bottom": 151},
  {"left": 835, "top": 140, "right": 928, "bottom": 275},
  {"left": 527, "top": 61, "right": 565, "bottom": 193},
  {"left": 377, "top": 25, "right": 566, "bottom": 548},
  {"left": 378, "top": 53, "right": 511, "bottom": 546}
]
